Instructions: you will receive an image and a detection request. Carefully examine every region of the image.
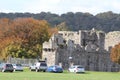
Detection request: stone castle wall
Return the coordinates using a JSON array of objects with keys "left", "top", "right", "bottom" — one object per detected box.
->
[
  {"left": 42, "top": 29, "right": 120, "bottom": 72},
  {"left": 57, "top": 48, "right": 120, "bottom": 72},
  {"left": 105, "top": 31, "right": 120, "bottom": 51}
]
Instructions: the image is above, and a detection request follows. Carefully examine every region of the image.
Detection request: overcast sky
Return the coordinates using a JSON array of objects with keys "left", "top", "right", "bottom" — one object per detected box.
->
[{"left": 0, "top": 0, "right": 120, "bottom": 15}]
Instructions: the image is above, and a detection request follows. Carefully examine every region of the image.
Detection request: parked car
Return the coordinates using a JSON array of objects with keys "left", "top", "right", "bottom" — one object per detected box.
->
[
  {"left": 0, "top": 63, "right": 14, "bottom": 72},
  {"left": 29, "top": 64, "right": 36, "bottom": 71},
  {"left": 12, "top": 64, "right": 23, "bottom": 71},
  {"left": 68, "top": 65, "right": 85, "bottom": 73},
  {"left": 29, "top": 61, "right": 47, "bottom": 72},
  {"left": 46, "top": 65, "right": 63, "bottom": 73}
]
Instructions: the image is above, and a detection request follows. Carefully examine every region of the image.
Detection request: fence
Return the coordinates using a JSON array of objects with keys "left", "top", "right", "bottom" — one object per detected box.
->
[{"left": 7, "top": 58, "right": 37, "bottom": 67}]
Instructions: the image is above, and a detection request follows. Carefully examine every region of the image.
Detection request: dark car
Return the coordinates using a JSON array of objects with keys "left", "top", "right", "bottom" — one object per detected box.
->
[
  {"left": 46, "top": 65, "right": 63, "bottom": 73},
  {"left": 0, "top": 63, "right": 14, "bottom": 72}
]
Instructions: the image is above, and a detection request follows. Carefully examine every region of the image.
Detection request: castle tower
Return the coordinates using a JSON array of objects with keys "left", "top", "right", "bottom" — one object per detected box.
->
[
  {"left": 42, "top": 34, "right": 57, "bottom": 66},
  {"left": 97, "top": 31, "right": 105, "bottom": 50},
  {"left": 42, "top": 34, "right": 65, "bottom": 66}
]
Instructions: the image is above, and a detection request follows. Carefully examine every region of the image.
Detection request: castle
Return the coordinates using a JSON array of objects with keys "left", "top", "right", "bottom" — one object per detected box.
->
[{"left": 42, "top": 28, "right": 120, "bottom": 72}]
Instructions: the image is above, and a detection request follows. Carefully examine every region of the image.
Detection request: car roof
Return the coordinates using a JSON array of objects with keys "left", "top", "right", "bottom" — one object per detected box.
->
[
  {"left": 50, "top": 65, "right": 62, "bottom": 67},
  {"left": 72, "top": 65, "right": 84, "bottom": 67}
]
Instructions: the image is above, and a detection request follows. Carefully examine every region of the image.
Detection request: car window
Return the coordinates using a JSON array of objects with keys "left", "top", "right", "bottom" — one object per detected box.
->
[
  {"left": 16, "top": 64, "right": 22, "bottom": 66},
  {"left": 49, "top": 66, "right": 53, "bottom": 68},
  {"left": 70, "top": 66, "right": 74, "bottom": 69},
  {"left": 77, "top": 66, "right": 84, "bottom": 68},
  {"left": 12, "top": 64, "right": 16, "bottom": 66},
  {"left": 40, "top": 63, "right": 47, "bottom": 66},
  {"left": 1, "top": 63, "right": 4, "bottom": 67},
  {"left": 6, "top": 64, "right": 13, "bottom": 67},
  {"left": 55, "top": 65, "right": 61, "bottom": 68}
]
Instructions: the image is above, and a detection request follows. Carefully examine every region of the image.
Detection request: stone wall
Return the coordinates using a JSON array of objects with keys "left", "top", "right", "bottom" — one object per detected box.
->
[
  {"left": 42, "top": 29, "right": 120, "bottom": 72},
  {"left": 42, "top": 50, "right": 57, "bottom": 66},
  {"left": 43, "top": 46, "right": 120, "bottom": 72},
  {"left": 57, "top": 48, "right": 120, "bottom": 72},
  {"left": 105, "top": 31, "right": 120, "bottom": 51}
]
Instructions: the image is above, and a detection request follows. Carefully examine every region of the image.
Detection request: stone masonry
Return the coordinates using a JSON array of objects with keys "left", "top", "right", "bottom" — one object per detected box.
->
[{"left": 42, "top": 28, "right": 120, "bottom": 72}]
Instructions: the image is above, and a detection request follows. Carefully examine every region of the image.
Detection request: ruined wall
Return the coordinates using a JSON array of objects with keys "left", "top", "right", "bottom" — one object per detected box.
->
[
  {"left": 57, "top": 48, "right": 120, "bottom": 72},
  {"left": 105, "top": 31, "right": 120, "bottom": 51},
  {"left": 58, "top": 31, "right": 80, "bottom": 45},
  {"left": 42, "top": 29, "right": 120, "bottom": 72},
  {"left": 42, "top": 50, "right": 57, "bottom": 66}
]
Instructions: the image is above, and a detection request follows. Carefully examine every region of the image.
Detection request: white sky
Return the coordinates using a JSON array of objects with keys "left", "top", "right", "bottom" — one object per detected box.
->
[{"left": 0, "top": 0, "right": 120, "bottom": 15}]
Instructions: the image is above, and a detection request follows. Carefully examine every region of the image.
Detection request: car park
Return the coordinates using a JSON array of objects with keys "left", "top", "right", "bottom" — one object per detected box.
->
[
  {"left": 0, "top": 63, "right": 14, "bottom": 72},
  {"left": 12, "top": 64, "right": 23, "bottom": 72},
  {"left": 46, "top": 65, "right": 63, "bottom": 73},
  {"left": 68, "top": 65, "right": 85, "bottom": 73}
]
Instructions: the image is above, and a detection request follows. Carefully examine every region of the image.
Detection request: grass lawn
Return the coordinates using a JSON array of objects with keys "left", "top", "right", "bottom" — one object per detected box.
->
[{"left": 0, "top": 68, "right": 119, "bottom": 80}]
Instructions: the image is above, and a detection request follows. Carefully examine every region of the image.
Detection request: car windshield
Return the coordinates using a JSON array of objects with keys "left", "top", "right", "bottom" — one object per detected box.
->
[
  {"left": 16, "top": 64, "right": 22, "bottom": 66},
  {"left": 40, "top": 63, "right": 47, "bottom": 66},
  {"left": 55, "top": 65, "right": 61, "bottom": 68},
  {"left": 77, "top": 66, "right": 83, "bottom": 68},
  {"left": 6, "top": 64, "right": 13, "bottom": 67}
]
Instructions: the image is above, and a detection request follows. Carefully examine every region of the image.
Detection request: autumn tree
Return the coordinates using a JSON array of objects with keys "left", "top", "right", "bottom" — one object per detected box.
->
[
  {"left": 11, "top": 18, "right": 51, "bottom": 58},
  {"left": 0, "top": 18, "right": 57, "bottom": 60},
  {"left": 0, "top": 37, "right": 22, "bottom": 60},
  {"left": 110, "top": 43, "right": 120, "bottom": 64}
]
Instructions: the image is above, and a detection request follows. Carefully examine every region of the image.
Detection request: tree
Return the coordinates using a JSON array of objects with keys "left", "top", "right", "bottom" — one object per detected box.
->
[
  {"left": 0, "top": 18, "right": 57, "bottom": 60},
  {"left": 56, "top": 22, "right": 69, "bottom": 31},
  {"left": 110, "top": 43, "right": 120, "bottom": 64}
]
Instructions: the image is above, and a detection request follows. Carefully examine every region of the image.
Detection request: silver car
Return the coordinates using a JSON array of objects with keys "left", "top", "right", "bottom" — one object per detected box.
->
[
  {"left": 12, "top": 64, "right": 23, "bottom": 72},
  {"left": 29, "top": 64, "right": 36, "bottom": 71},
  {"left": 68, "top": 65, "right": 85, "bottom": 73}
]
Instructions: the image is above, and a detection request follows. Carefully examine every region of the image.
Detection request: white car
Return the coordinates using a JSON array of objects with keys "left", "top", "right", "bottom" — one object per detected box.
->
[
  {"left": 29, "top": 61, "right": 47, "bottom": 72},
  {"left": 68, "top": 65, "right": 85, "bottom": 73},
  {"left": 12, "top": 64, "right": 23, "bottom": 72},
  {"left": 29, "top": 64, "right": 36, "bottom": 71}
]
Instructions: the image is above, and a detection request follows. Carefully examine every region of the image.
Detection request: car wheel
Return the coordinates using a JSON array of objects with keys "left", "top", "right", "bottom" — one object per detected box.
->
[
  {"left": 2, "top": 69, "right": 5, "bottom": 72},
  {"left": 68, "top": 70, "right": 70, "bottom": 72},
  {"left": 43, "top": 70, "right": 46, "bottom": 72},
  {"left": 74, "top": 70, "right": 77, "bottom": 73},
  {"left": 10, "top": 70, "right": 13, "bottom": 72},
  {"left": 14, "top": 69, "right": 16, "bottom": 72},
  {"left": 29, "top": 68, "right": 32, "bottom": 71},
  {"left": 61, "top": 71, "right": 63, "bottom": 73}
]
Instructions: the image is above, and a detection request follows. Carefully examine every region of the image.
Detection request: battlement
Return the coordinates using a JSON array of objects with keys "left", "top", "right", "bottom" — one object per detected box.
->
[{"left": 43, "top": 28, "right": 105, "bottom": 53}]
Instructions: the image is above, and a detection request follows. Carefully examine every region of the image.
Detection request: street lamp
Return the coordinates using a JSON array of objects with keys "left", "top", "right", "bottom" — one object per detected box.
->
[{"left": 69, "top": 56, "right": 72, "bottom": 67}]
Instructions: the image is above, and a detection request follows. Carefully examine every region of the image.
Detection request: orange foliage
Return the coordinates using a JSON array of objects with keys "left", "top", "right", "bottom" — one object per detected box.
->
[
  {"left": 110, "top": 43, "right": 120, "bottom": 64},
  {"left": 0, "top": 36, "right": 22, "bottom": 59},
  {"left": 48, "top": 27, "right": 58, "bottom": 37},
  {"left": 0, "top": 18, "right": 58, "bottom": 59}
]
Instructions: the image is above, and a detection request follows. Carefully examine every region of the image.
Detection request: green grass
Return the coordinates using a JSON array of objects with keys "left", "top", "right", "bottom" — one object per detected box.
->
[{"left": 0, "top": 68, "right": 119, "bottom": 80}]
